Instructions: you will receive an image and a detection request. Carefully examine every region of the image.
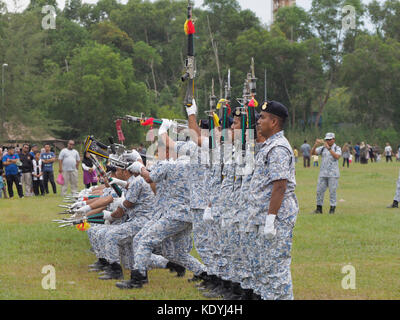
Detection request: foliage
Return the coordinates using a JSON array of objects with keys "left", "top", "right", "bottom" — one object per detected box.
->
[{"left": 0, "top": 0, "right": 399, "bottom": 147}]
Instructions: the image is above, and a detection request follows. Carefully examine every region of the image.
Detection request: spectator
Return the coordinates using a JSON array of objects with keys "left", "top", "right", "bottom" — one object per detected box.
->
[
  {"left": 354, "top": 142, "right": 360, "bottom": 163},
  {"left": 41, "top": 143, "right": 57, "bottom": 194},
  {"left": 293, "top": 146, "right": 298, "bottom": 163},
  {"left": 360, "top": 142, "right": 368, "bottom": 164},
  {"left": 0, "top": 169, "right": 4, "bottom": 198},
  {"left": 342, "top": 143, "right": 350, "bottom": 168},
  {"left": 0, "top": 148, "right": 6, "bottom": 198},
  {"left": 19, "top": 143, "right": 34, "bottom": 197},
  {"left": 32, "top": 151, "right": 45, "bottom": 196},
  {"left": 300, "top": 140, "right": 311, "bottom": 168},
  {"left": 82, "top": 152, "right": 98, "bottom": 189},
  {"left": 368, "top": 144, "right": 375, "bottom": 162},
  {"left": 29, "top": 144, "right": 39, "bottom": 158},
  {"left": 2, "top": 146, "right": 24, "bottom": 198},
  {"left": 384, "top": 143, "right": 393, "bottom": 162},
  {"left": 312, "top": 154, "right": 319, "bottom": 167},
  {"left": 58, "top": 140, "right": 80, "bottom": 196}
]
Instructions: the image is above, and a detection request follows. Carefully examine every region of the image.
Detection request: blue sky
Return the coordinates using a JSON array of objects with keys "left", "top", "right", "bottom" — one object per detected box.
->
[{"left": 4, "top": 0, "right": 386, "bottom": 26}]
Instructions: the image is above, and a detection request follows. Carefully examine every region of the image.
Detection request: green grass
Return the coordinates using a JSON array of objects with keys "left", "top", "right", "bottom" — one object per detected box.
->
[{"left": 0, "top": 160, "right": 400, "bottom": 299}]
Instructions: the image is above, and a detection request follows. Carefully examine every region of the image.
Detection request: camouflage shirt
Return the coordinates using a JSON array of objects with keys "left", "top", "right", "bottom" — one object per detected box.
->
[{"left": 316, "top": 144, "right": 342, "bottom": 178}]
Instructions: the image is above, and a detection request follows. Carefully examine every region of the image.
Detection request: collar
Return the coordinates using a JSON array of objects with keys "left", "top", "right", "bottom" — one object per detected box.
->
[{"left": 262, "top": 130, "right": 285, "bottom": 148}]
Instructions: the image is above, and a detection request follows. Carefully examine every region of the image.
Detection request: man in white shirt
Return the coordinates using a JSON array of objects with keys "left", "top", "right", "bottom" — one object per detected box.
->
[
  {"left": 384, "top": 143, "right": 393, "bottom": 162},
  {"left": 59, "top": 140, "right": 80, "bottom": 196}
]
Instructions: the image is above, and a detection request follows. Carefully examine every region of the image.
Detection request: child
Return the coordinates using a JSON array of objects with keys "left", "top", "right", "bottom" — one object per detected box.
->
[
  {"left": 32, "top": 151, "right": 45, "bottom": 196},
  {"left": 313, "top": 154, "right": 319, "bottom": 167}
]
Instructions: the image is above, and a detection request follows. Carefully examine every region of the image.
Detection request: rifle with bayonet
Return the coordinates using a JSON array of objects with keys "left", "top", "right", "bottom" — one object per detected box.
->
[
  {"left": 205, "top": 79, "right": 218, "bottom": 166},
  {"left": 182, "top": 0, "right": 196, "bottom": 108}
]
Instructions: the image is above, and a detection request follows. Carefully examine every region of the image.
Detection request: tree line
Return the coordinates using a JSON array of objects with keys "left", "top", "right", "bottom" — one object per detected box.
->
[{"left": 0, "top": 0, "right": 399, "bottom": 147}]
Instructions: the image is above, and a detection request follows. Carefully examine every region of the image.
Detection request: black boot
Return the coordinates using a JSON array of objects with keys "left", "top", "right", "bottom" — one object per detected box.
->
[
  {"left": 202, "top": 277, "right": 226, "bottom": 298},
  {"left": 329, "top": 206, "right": 336, "bottom": 214},
  {"left": 225, "top": 282, "right": 243, "bottom": 300},
  {"left": 197, "top": 274, "right": 218, "bottom": 291},
  {"left": 252, "top": 293, "right": 262, "bottom": 300},
  {"left": 222, "top": 281, "right": 241, "bottom": 300},
  {"left": 188, "top": 274, "right": 203, "bottom": 282},
  {"left": 314, "top": 205, "right": 323, "bottom": 214},
  {"left": 88, "top": 258, "right": 108, "bottom": 271},
  {"left": 115, "top": 269, "right": 148, "bottom": 289},
  {"left": 387, "top": 200, "right": 399, "bottom": 208},
  {"left": 98, "top": 262, "right": 123, "bottom": 280},
  {"left": 166, "top": 262, "right": 186, "bottom": 277},
  {"left": 194, "top": 272, "right": 211, "bottom": 287},
  {"left": 240, "top": 288, "right": 254, "bottom": 300}
]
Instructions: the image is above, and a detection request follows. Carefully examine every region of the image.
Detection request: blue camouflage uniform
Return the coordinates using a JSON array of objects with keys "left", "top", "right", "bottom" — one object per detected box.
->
[
  {"left": 133, "top": 141, "right": 206, "bottom": 277},
  {"left": 87, "top": 185, "right": 127, "bottom": 260},
  {"left": 190, "top": 139, "right": 211, "bottom": 269},
  {"left": 316, "top": 144, "right": 342, "bottom": 207},
  {"left": 129, "top": 159, "right": 172, "bottom": 270},
  {"left": 204, "top": 147, "right": 223, "bottom": 277},
  {"left": 246, "top": 131, "right": 298, "bottom": 300},
  {"left": 102, "top": 175, "right": 155, "bottom": 265}
]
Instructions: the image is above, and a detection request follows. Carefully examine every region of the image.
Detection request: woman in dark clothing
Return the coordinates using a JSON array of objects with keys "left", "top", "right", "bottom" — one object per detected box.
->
[{"left": 82, "top": 152, "right": 98, "bottom": 189}]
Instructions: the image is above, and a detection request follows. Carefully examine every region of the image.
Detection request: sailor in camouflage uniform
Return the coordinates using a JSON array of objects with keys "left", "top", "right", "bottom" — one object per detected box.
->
[
  {"left": 246, "top": 100, "right": 299, "bottom": 300},
  {"left": 311, "top": 132, "right": 342, "bottom": 214},
  {"left": 116, "top": 121, "right": 207, "bottom": 289},
  {"left": 94, "top": 165, "right": 156, "bottom": 280},
  {"left": 185, "top": 101, "right": 214, "bottom": 282},
  {"left": 87, "top": 165, "right": 138, "bottom": 273}
]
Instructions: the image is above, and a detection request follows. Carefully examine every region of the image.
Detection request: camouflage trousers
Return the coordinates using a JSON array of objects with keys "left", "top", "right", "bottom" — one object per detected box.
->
[
  {"left": 192, "top": 209, "right": 211, "bottom": 268},
  {"left": 218, "top": 218, "right": 236, "bottom": 282},
  {"left": 205, "top": 215, "right": 223, "bottom": 276},
  {"left": 128, "top": 219, "right": 170, "bottom": 270},
  {"left": 249, "top": 220, "right": 294, "bottom": 300},
  {"left": 394, "top": 170, "right": 400, "bottom": 202},
  {"left": 237, "top": 228, "right": 256, "bottom": 290},
  {"left": 133, "top": 217, "right": 206, "bottom": 277},
  {"left": 103, "top": 218, "right": 149, "bottom": 264},
  {"left": 316, "top": 177, "right": 339, "bottom": 206},
  {"left": 87, "top": 224, "right": 116, "bottom": 259}
]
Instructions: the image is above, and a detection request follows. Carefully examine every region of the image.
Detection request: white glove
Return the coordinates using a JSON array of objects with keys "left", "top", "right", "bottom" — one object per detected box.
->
[
  {"left": 124, "top": 149, "right": 141, "bottom": 162},
  {"left": 186, "top": 99, "right": 197, "bottom": 116},
  {"left": 103, "top": 210, "right": 115, "bottom": 223},
  {"left": 203, "top": 207, "right": 214, "bottom": 222},
  {"left": 263, "top": 214, "right": 277, "bottom": 239},
  {"left": 76, "top": 204, "right": 92, "bottom": 214},
  {"left": 109, "top": 177, "right": 128, "bottom": 188},
  {"left": 158, "top": 119, "right": 172, "bottom": 135},
  {"left": 131, "top": 149, "right": 141, "bottom": 161},
  {"left": 127, "top": 161, "right": 144, "bottom": 174},
  {"left": 71, "top": 201, "right": 86, "bottom": 209}
]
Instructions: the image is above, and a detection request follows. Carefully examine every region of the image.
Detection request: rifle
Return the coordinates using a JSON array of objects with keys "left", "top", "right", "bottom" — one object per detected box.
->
[
  {"left": 205, "top": 79, "right": 218, "bottom": 165},
  {"left": 182, "top": 0, "right": 196, "bottom": 108},
  {"left": 89, "top": 153, "right": 123, "bottom": 197},
  {"left": 246, "top": 58, "right": 257, "bottom": 141},
  {"left": 53, "top": 212, "right": 106, "bottom": 228},
  {"left": 118, "top": 115, "right": 188, "bottom": 130},
  {"left": 219, "top": 70, "right": 231, "bottom": 174}
]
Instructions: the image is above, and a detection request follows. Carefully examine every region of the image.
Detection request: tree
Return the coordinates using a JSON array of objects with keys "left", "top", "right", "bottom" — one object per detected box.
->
[{"left": 51, "top": 43, "right": 151, "bottom": 142}]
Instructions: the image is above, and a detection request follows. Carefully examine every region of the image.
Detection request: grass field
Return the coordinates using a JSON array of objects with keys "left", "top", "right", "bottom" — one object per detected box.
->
[{"left": 0, "top": 159, "right": 399, "bottom": 300}]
